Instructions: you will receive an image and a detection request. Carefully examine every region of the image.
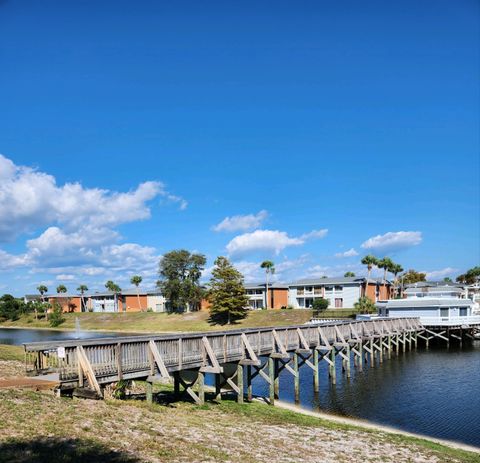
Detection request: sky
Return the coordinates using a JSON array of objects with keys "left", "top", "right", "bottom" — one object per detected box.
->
[{"left": 0, "top": 0, "right": 479, "bottom": 296}]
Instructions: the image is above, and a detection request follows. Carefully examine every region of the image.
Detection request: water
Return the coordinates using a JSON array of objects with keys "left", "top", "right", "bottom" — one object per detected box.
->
[
  {"left": 1, "top": 327, "right": 479, "bottom": 448},
  {"left": 0, "top": 327, "right": 140, "bottom": 345},
  {"left": 248, "top": 343, "right": 480, "bottom": 448}
]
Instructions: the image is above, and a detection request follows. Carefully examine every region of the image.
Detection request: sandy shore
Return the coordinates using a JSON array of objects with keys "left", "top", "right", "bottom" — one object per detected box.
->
[{"left": 273, "top": 399, "right": 480, "bottom": 454}]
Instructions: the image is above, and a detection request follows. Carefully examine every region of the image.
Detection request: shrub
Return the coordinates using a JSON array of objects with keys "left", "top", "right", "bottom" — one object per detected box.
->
[
  {"left": 312, "top": 297, "right": 329, "bottom": 317},
  {"left": 354, "top": 296, "right": 377, "bottom": 314},
  {"left": 49, "top": 302, "right": 65, "bottom": 327}
]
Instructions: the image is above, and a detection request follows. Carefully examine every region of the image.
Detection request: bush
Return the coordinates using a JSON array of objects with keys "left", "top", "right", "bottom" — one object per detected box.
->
[
  {"left": 354, "top": 296, "right": 377, "bottom": 314},
  {"left": 49, "top": 302, "right": 65, "bottom": 327},
  {"left": 312, "top": 298, "right": 329, "bottom": 317}
]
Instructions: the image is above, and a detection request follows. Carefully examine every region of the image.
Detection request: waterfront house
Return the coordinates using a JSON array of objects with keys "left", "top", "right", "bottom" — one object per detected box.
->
[
  {"left": 288, "top": 277, "right": 392, "bottom": 309},
  {"left": 376, "top": 282, "right": 480, "bottom": 327}
]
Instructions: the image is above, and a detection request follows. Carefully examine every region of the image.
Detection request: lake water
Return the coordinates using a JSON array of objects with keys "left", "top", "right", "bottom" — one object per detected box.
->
[
  {"left": 1, "top": 327, "right": 479, "bottom": 448},
  {"left": 0, "top": 327, "right": 139, "bottom": 345},
  {"left": 249, "top": 343, "right": 480, "bottom": 448}
]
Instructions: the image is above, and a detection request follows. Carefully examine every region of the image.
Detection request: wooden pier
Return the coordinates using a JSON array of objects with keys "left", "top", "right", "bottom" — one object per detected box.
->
[{"left": 24, "top": 318, "right": 423, "bottom": 405}]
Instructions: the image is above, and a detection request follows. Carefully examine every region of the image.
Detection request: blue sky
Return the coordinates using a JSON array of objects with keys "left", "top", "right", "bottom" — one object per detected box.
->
[{"left": 0, "top": 0, "right": 479, "bottom": 295}]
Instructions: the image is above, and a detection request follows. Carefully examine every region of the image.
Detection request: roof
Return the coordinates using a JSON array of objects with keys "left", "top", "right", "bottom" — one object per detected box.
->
[
  {"left": 405, "top": 286, "right": 463, "bottom": 293},
  {"left": 289, "top": 277, "right": 389, "bottom": 286},
  {"left": 405, "top": 281, "right": 464, "bottom": 289},
  {"left": 378, "top": 298, "right": 474, "bottom": 308},
  {"left": 244, "top": 283, "right": 289, "bottom": 290}
]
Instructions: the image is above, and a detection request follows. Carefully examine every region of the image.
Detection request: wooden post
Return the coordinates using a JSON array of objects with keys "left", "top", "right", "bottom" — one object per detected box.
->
[
  {"left": 378, "top": 337, "right": 383, "bottom": 364},
  {"left": 274, "top": 358, "right": 280, "bottom": 399},
  {"left": 268, "top": 357, "right": 275, "bottom": 405},
  {"left": 369, "top": 338, "right": 375, "bottom": 367},
  {"left": 329, "top": 348, "right": 336, "bottom": 384},
  {"left": 215, "top": 373, "right": 222, "bottom": 401},
  {"left": 402, "top": 332, "right": 406, "bottom": 353},
  {"left": 313, "top": 349, "right": 319, "bottom": 393},
  {"left": 294, "top": 353, "right": 300, "bottom": 403},
  {"left": 174, "top": 371, "right": 180, "bottom": 398},
  {"left": 358, "top": 341, "right": 363, "bottom": 372},
  {"left": 387, "top": 335, "right": 392, "bottom": 360},
  {"left": 345, "top": 345, "right": 351, "bottom": 379},
  {"left": 237, "top": 363, "right": 244, "bottom": 404},
  {"left": 198, "top": 370, "right": 205, "bottom": 406},
  {"left": 247, "top": 365, "right": 252, "bottom": 401},
  {"left": 145, "top": 381, "right": 153, "bottom": 404}
]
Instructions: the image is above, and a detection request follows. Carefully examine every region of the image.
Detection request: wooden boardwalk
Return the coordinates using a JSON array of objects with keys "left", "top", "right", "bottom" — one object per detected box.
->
[{"left": 24, "top": 318, "right": 422, "bottom": 405}]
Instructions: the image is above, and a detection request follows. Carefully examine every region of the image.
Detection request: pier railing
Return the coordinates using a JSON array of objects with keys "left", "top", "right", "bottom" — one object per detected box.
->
[{"left": 24, "top": 318, "right": 422, "bottom": 387}]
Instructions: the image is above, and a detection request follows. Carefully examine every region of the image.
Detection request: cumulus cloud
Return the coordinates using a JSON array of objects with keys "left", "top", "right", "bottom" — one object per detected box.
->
[
  {"left": 335, "top": 248, "right": 359, "bottom": 258},
  {"left": 424, "top": 267, "right": 458, "bottom": 280},
  {"left": 0, "top": 154, "right": 175, "bottom": 288},
  {"left": 226, "top": 228, "right": 328, "bottom": 258},
  {"left": 226, "top": 230, "right": 303, "bottom": 257},
  {"left": 361, "top": 231, "right": 422, "bottom": 252},
  {"left": 56, "top": 274, "right": 75, "bottom": 281},
  {"left": 0, "top": 154, "right": 186, "bottom": 242},
  {"left": 213, "top": 210, "right": 268, "bottom": 233}
]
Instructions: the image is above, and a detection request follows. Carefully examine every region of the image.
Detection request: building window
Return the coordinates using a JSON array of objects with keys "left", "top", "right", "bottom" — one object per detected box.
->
[
  {"left": 440, "top": 308, "right": 449, "bottom": 318},
  {"left": 314, "top": 287, "right": 322, "bottom": 295},
  {"left": 460, "top": 307, "right": 467, "bottom": 317},
  {"left": 334, "top": 286, "right": 343, "bottom": 291},
  {"left": 335, "top": 298, "right": 343, "bottom": 308},
  {"left": 297, "top": 289, "right": 305, "bottom": 296},
  {"left": 325, "top": 286, "right": 333, "bottom": 292}
]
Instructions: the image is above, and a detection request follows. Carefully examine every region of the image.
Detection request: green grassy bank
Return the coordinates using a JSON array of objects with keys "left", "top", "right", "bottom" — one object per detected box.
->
[{"left": 0, "top": 309, "right": 357, "bottom": 333}]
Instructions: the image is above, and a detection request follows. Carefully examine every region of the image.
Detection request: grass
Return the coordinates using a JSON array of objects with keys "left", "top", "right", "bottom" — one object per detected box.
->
[
  {"left": 0, "top": 344, "right": 24, "bottom": 362},
  {"left": 0, "top": 309, "right": 319, "bottom": 333},
  {"left": 0, "top": 385, "right": 477, "bottom": 463}
]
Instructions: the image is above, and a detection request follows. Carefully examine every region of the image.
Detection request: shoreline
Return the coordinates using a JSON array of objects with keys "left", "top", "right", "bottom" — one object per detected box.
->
[{"left": 272, "top": 399, "right": 480, "bottom": 454}]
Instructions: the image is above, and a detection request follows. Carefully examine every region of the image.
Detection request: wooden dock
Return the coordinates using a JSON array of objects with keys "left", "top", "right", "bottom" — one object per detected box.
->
[{"left": 24, "top": 318, "right": 423, "bottom": 405}]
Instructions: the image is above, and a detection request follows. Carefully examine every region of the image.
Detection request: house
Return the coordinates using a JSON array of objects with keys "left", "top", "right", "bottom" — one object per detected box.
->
[
  {"left": 288, "top": 277, "right": 392, "bottom": 309},
  {"left": 89, "top": 289, "right": 166, "bottom": 313},
  {"left": 244, "top": 283, "right": 289, "bottom": 309},
  {"left": 376, "top": 282, "right": 480, "bottom": 327},
  {"left": 47, "top": 294, "right": 84, "bottom": 313}
]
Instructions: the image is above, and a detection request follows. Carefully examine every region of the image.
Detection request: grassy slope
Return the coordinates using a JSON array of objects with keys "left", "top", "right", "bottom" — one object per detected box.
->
[
  {"left": 0, "top": 309, "right": 322, "bottom": 333},
  {"left": 0, "top": 344, "right": 24, "bottom": 362},
  {"left": 0, "top": 388, "right": 477, "bottom": 463}
]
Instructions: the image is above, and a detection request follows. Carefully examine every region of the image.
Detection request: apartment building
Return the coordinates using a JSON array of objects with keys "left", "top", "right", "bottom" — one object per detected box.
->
[
  {"left": 288, "top": 277, "right": 392, "bottom": 309},
  {"left": 244, "top": 283, "right": 289, "bottom": 309}
]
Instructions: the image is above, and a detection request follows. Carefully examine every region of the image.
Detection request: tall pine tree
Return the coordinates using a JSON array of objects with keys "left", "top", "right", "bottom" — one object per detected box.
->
[{"left": 208, "top": 256, "right": 249, "bottom": 325}]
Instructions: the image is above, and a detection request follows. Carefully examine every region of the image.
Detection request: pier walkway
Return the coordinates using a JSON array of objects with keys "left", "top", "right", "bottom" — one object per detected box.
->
[{"left": 24, "top": 318, "right": 422, "bottom": 404}]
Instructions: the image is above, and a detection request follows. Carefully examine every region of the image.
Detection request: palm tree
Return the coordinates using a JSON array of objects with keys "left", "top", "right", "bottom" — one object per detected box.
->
[
  {"left": 77, "top": 284, "right": 88, "bottom": 312},
  {"left": 360, "top": 255, "right": 378, "bottom": 299},
  {"left": 391, "top": 264, "right": 404, "bottom": 298},
  {"left": 36, "top": 285, "right": 48, "bottom": 320},
  {"left": 377, "top": 257, "right": 394, "bottom": 299},
  {"left": 105, "top": 280, "right": 122, "bottom": 312},
  {"left": 344, "top": 271, "right": 355, "bottom": 277},
  {"left": 130, "top": 275, "right": 143, "bottom": 311},
  {"left": 56, "top": 285, "right": 67, "bottom": 294},
  {"left": 260, "top": 260, "right": 275, "bottom": 309}
]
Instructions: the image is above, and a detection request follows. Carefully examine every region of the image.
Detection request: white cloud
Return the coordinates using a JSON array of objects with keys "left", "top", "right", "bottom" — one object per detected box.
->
[
  {"left": 0, "top": 154, "right": 187, "bottom": 242},
  {"left": 361, "top": 231, "right": 422, "bottom": 252},
  {"left": 226, "top": 228, "right": 328, "bottom": 258},
  {"left": 56, "top": 274, "right": 75, "bottom": 281},
  {"left": 303, "top": 265, "right": 331, "bottom": 279},
  {"left": 213, "top": 210, "right": 268, "bottom": 233},
  {"left": 299, "top": 229, "right": 328, "bottom": 240},
  {"left": 424, "top": 267, "right": 458, "bottom": 280},
  {"left": 0, "top": 249, "right": 30, "bottom": 270},
  {"left": 335, "top": 248, "right": 359, "bottom": 258},
  {"left": 226, "top": 230, "right": 304, "bottom": 257}
]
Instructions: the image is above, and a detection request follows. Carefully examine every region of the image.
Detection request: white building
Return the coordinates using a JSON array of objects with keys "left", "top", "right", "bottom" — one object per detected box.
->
[
  {"left": 377, "top": 282, "right": 480, "bottom": 327},
  {"left": 288, "top": 277, "right": 390, "bottom": 309}
]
